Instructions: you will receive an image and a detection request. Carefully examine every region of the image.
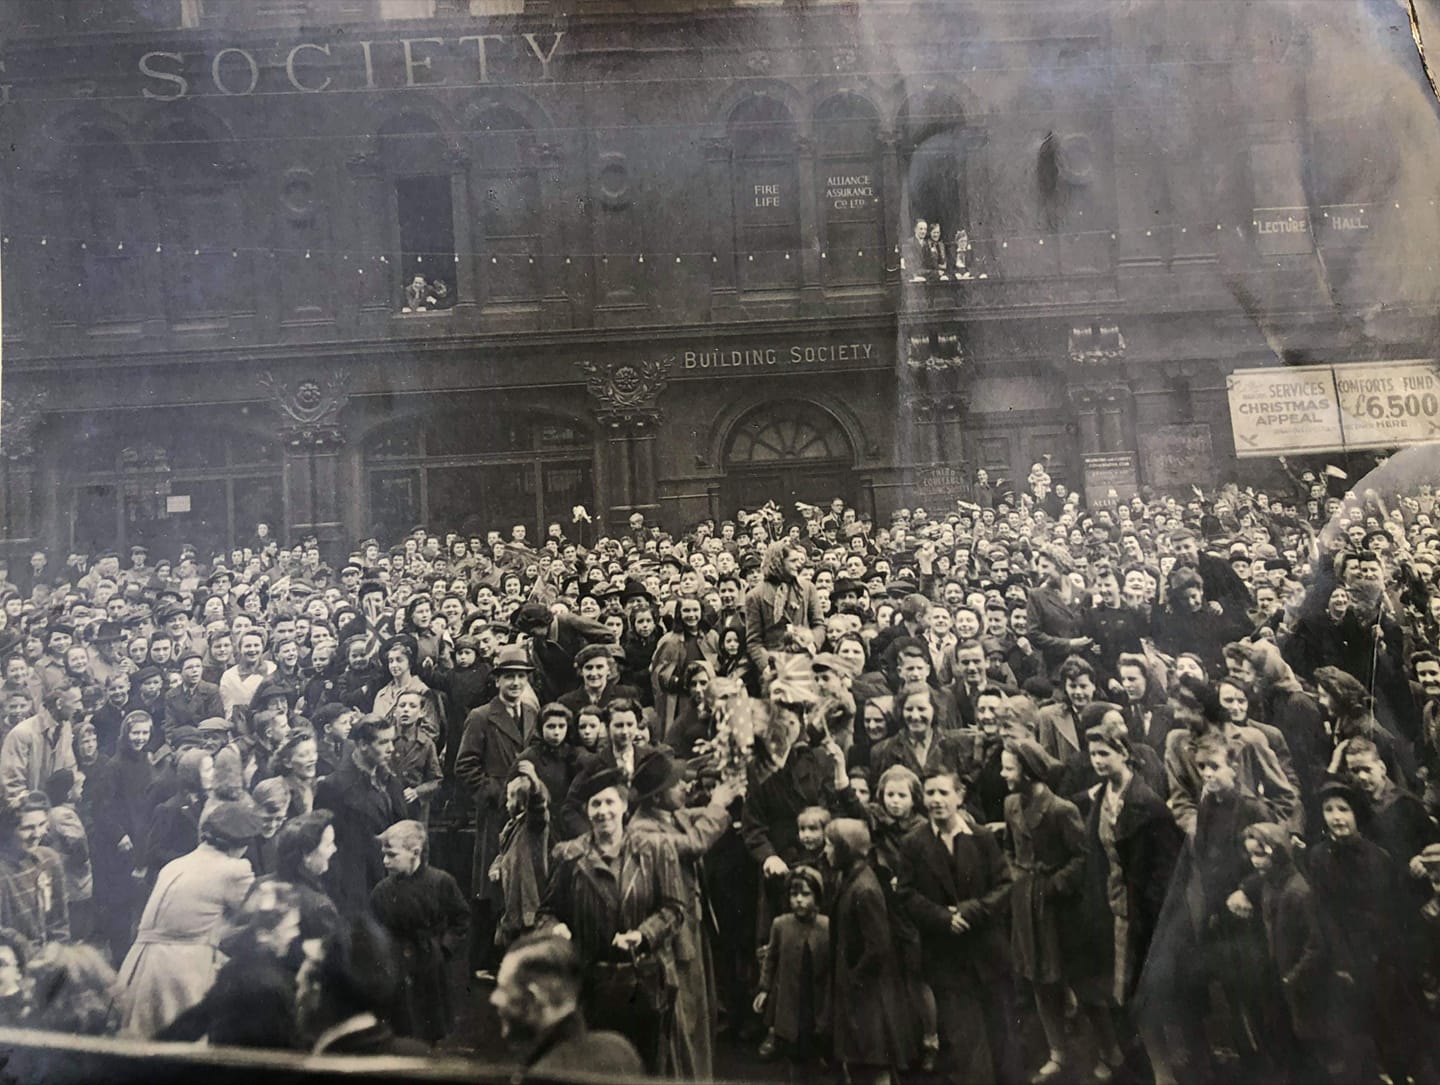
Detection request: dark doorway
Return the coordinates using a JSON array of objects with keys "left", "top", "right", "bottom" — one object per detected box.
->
[{"left": 721, "top": 400, "right": 856, "bottom": 516}]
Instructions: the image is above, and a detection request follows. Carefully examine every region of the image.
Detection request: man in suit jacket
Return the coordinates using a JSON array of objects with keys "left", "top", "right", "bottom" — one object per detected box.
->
[
  {"left": 556, "top": 698, "right": 654, "bottom": 840},
  {"left": 493, "top": 933, "right": 643, "bottom": 1082},
  {"left": 896, "top": 768, "right": 1017, "bottom": 1085},
  {"left": 313, "top": 717, "right": 407, "bottom": 917},
  {"left": 455, "top": 646, "right": 539, "bottom": 967},
  {"left": 164, "top": 652, "right": 224, "bottom": 736}
]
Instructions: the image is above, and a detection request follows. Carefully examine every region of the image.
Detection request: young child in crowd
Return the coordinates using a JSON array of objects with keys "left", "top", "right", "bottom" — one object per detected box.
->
[
  {"left": 370, "top": 820, "right": 469, "bottom": 1046},
  {"left": 392, "top": 689, "right": 442, "bottom": 824},
  {"left": 755, "top": 865, "right": 830, "bottom": 1072},
  {"left": 574, "top": 706, "right": 607, "bottom": 755},
  {"left": 489, "top": 760, "right": 550, "bottom": 950},
  {"left": 517, "top": 703, "right": 584, "bottom": 807},
  {"left": 867, "top": 765, "right": 938, "bottom": 1069},
  {"left": 41, "top": 771, "right": 91, "bottom": 947}
]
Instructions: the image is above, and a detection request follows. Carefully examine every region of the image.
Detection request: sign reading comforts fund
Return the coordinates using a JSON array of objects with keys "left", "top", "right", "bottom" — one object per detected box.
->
[{"left": 1228, "top": 361, "right": 1440, "bottom": 456}]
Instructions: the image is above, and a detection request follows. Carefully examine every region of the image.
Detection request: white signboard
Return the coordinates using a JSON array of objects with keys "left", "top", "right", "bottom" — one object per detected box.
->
[
  {"left": 1226, "top": 364, "right": 1342, "bottom": 457},
  {"left": 1331, "top": 361, "right": 1440, "bottom": 449},
  {"left": 1228, "top": 360, "right": 1440, "bottom": 457}
]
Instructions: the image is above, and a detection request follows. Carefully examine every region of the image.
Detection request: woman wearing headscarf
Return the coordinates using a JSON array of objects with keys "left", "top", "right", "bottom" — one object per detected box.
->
[
  {"left": 1000, "top": 736, "right": 1108, "bottom": 1082},
  {"left": 88, "top": 710, "right": 157, "bottom": 963},
  {"left": 1079, "top": 719, "right": 1183, "bottom": 1082},
  {"left": 1238, "top": 639, "right": 1328, "bottom": 805},
  {"left": 1025, "top": 547, "right": 1089, "bottom": 679},
  {"left": 536, "top": 767, "right": 686, "bottom": 1072},
  {"left": 626, "top": 749, "right": 742, "bottom": 1080},
  {"left": 824, "top": 817, "right": 915, "bottom": 1082},
  {"left": 371, "top": 635, "right": 441, "bottom": 746},
  {"left": 117, "top": 800, "right": 262, "bottom": 1037},
  {"left": 1313, "top": 665, "right": 1414, "bottom": 786},
  {"left": 70, "top": 722, "right": 103, "bottom": 811},
  {"left": 265, "top": 730, "right": 319, "bottom": 817}
]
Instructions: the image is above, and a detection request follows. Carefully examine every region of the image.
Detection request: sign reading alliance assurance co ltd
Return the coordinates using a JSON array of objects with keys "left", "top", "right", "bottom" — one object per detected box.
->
[{"left": 1227, "top": 360, "right": 1440, "bottom": 457}]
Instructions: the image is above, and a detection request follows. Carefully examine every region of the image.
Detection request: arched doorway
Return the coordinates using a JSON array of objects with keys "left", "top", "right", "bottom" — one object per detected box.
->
[{"left": 722, "top": 401, "right": 856, "bottom": 514}]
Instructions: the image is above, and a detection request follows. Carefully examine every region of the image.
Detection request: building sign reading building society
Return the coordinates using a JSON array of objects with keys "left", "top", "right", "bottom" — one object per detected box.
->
[{"left": 1228, "top": 361, "right": 1440, "bottom": 456}]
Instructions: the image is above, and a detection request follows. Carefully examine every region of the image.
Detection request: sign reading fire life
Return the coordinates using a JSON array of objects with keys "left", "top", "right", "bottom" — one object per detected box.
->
[{"left": 1228, "top": 361, "right": 1440, "bottom": 456}]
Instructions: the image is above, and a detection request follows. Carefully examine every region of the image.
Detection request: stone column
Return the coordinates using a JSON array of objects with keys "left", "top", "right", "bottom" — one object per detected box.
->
[
  {"left": 345, "top": 151, "right": 393, "bottom": 335},
  {"left": 577, "top": 358, "right": 672, "bottom": 531},
  {"left": 0, "top": 389, "right": 47, "bottom": 555},
  {"left": 259, "top": 369, "right": 351, "bottom": 560},
  {"left": 704, "top": 137, "right": 739, "bottom": 321},
  {"left": 878, "top": 131, "right": 903, "bottom": 280},
  {"left": 795, "top": 136, "right": 823, "bottom": 313},
  {"left": 1098, "top": 383, "right": 1134, "bottom": 453}
]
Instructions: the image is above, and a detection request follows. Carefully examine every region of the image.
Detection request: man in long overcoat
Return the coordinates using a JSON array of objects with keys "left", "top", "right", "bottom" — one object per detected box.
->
[
  {"left": 314, "top": 717, "right": 407, "bottom": 917},
  {"left": 455, "top": 645, "right": 538, "bottom": 969}
]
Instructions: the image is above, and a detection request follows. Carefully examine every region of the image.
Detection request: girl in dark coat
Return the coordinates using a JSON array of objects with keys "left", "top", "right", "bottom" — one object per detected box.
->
[
  {"left": 1001, "top": 736, "right": 1109, "bottom": 1082},
  {"left": 370, "top": 819, "right": 469, "bottom": 1046},
  {"left": 89, "top": 710, "right": 157, "bottom": 962},
  {"left": 755, "top": 866, "right": 830, "bottom": 1074},
  {"left": 1303, "top": 779, "right": 1436, "bottom": 1082},
  {"left": 1081, "top": 719, "right": 1182, "bottom": 1082},
  {"left": 823, "top": 817, "right": 915, "bottom": 1083}
]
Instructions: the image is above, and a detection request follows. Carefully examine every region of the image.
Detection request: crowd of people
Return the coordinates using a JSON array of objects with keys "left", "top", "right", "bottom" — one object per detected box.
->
[{"left": 0, "top": 456, "right": 1438, "bottom": 1083}]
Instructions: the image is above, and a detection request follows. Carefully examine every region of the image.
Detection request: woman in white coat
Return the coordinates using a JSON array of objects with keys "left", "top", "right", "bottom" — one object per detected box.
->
[{"left": 117, "top": 800, "right": 261, "bottom": 1037}]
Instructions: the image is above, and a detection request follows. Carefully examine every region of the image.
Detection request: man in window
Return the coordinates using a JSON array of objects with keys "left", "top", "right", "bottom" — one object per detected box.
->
[{"left": 903, "top": 218, "right": 933, "bottom": 281}]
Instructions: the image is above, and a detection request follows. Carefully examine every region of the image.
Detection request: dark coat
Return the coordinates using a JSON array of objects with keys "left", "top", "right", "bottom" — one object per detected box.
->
[
  {"left": 829, "top": 862, "right": 916, "bottom": 1068},
  {"left": 516, "top": 739, "right": 585, "bottom": 808},
  {"left": 163, "top": 681, "right": 224, "bottom": 736},
  {"left": 741, "top": 744, "right": 858, "bottom": 864},
  {"left": 158, "top": 942, "right": 301, "bottom": 1049},
  {"left": 140, "top": 789, "right": 202, "bottom": 877},
  {"left": 1080, "top": 776, "right": 1183, "bottom": 1001},
  {"left": 313, "top": 753, "right": 408, "bottom": 917},
  {"left": 370, "top": 862, "right": 470, "bottom": 1044},
  {"left": 895, "top": 818, "right": 1012, "bottom": 987},
  {"left": 454, "top": 696, "right": 536, "bottom": 898},
  {"left": 1255, "top": 864, "right": 1333, "bottom": 1041},
  {"left": 1002, "top": 783, "right": 1087, "bottom": 984},
  {"left": 523, "top": 1012, "right": 644, "bottom": 1082},
  {"left": 759, "top": 912, "right": 830, "bottom": 1043},
  {"left": 418, "top": 659, "right": 493, "bottom": 772}
]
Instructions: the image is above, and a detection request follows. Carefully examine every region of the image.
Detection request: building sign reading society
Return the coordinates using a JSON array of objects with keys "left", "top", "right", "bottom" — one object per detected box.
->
[
  {"left": 680, "top": 340, "right": 881, "bottom": 372},
  {"left": 132, "top": 32, "right": 567, "bottom": 100},
  {"left": 1228, "top": 361, "right": 1440, "bottom": 456}
]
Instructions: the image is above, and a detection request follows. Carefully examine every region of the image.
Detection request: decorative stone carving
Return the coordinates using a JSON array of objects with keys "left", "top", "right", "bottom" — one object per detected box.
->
[
  {"left": 577, "top": 357, "right": 672, "bottom": 430},
  {"left": 1068, "top": 321, "right": 1127, "bottom": 366},
  {"left": 0, "top": 388, "right": 48, "bottom": 461},
  {"left": 259, "top": 369, "right": 350, "bottom": 448},
  {"left": 904, "top": 390, "right": 971, "bottom": 422},
  {"left": 744, "top": 51, "right": 772, "bottom": 74}
]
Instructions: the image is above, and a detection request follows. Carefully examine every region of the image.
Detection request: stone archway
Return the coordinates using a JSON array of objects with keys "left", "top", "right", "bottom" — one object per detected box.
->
[{"left": 721, "top": 400, "right": 856, "bottom": 515}]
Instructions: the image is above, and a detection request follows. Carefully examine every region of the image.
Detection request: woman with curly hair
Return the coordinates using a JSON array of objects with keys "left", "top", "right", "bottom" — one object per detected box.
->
[{"left": 1314, "top": 665, "right": 1413, "bottom": 786}]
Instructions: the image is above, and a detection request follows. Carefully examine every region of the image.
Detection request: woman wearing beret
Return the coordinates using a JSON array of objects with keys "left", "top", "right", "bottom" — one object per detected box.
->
[{"left": 536, "top": 766, "right": 686, "bottom": 1073}]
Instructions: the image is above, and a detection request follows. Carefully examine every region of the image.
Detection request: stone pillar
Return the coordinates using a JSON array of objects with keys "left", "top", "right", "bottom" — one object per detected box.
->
[
  {"left": 704, "top": 137, "right": 739, "bottom": 321},
  {"left": 345, "top": 152, "right": 393, "bottom": 334},
  {"left": 795, "top": 136, "right": 824, "bottom": 314},
  {"left": 446, "top": 148, "right": 477, "bottom": 317},
  {"left": 577, "top": 358, "right": 672, "bottom": 531},
  {"left": 878, "top": 131, "right": 903, "bottom": 279},
  {"left": 259, "top": 369, "right": 351, "bottom": 560},
  {"left": 0, "top": 389, "right": 47, "bottom": 556}
]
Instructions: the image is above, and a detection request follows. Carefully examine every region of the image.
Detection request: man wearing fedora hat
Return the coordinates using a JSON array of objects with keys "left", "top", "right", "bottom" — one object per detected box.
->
[
  {"left": 87, "top": 620, "right": 129, "bottom": 689},
  {"left": 456, "top": 644, "right": 539, "bottom": 971}
]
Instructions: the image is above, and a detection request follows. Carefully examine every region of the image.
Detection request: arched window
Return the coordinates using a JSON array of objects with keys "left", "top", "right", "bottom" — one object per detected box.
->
[
  {"left": 60, "top": 126, "right": 147, "bottom": 324},
  {"left": 722, "top": 401, "right": 856, "bottom": 513},
  {"left": 151, "top": 121, "right": 247, "bottom": 320},
  {"left": 815, "top": 94, "right": 884, "bottom": 286},
  {"left": 380, "top": 113, "right": 459, "bottom": 308},
  {"left": 473, "top": 107, "right": 541, "bottom": 302},
  {"left": 730, "top": 96, "right": 801, "bottom": 290}
]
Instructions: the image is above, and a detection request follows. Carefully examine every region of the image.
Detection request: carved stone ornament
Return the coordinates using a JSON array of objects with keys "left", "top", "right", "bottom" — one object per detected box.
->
[
  {"left": 0, "top": 388, "right": 48, "bottom": 461},
  {"left": 1068, "top": 321, "right": 1127, "bottom": 366},
  {"left": 259, "top": 369, "right": 350, "bottom": 448},
  {"left": 904, "top": 389, "right": 971, "bottom": 422},
  {"left": 577, "top": 357, "right": 672, "bottom": 430}
]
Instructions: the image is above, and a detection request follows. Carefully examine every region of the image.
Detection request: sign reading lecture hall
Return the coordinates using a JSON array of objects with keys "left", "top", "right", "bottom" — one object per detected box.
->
[{"left": 681, "top": 341, "right": 880, "bottom": 371}]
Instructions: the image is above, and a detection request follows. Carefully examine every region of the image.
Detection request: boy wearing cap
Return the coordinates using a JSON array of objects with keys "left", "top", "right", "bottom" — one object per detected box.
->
[{"left": 164, "top": 651, "right": 223, "bottom": 734}]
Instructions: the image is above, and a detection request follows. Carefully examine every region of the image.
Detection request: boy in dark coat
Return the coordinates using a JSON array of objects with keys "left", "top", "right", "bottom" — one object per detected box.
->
[{"left": 370, "top": 820, "right": 469, "bottom": 1046}]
